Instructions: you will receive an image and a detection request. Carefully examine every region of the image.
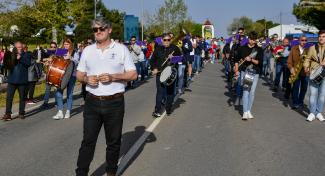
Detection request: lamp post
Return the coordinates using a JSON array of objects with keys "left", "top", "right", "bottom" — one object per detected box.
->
[
  {"left": 141, "top": 0, "right": 144, "bottom": 41},
  {"left": 94, "top": 0, "right": 97, "bottom": 19}
]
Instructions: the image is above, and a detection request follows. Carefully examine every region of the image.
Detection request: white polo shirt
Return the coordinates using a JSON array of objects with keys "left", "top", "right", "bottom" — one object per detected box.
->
[{"left": 77, "top": 41, "right": 136, "bottom": 96}]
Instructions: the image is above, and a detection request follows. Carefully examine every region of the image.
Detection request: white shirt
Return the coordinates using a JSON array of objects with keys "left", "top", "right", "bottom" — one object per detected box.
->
[
  {"left": 190, "top": 39, "right": 196, "bottom": 56},
  {"left": 299, "top": 45, "right": 304, "bottom": 55},
  {"left": 130, "top": 44, "right": 142, "bottom": 63},
  {"left": 77, "top": 41, "right": 136, "bottom": 96}
]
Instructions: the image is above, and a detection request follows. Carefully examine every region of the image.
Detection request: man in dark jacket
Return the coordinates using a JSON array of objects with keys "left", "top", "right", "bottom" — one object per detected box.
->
[{"left": 2, "top": 41, "right": 31, "bottom": 121}]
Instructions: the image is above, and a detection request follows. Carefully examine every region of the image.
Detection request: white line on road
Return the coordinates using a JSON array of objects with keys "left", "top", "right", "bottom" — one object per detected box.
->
[{"left": 116, "top": 111, "right": 167, "bottom": 176}]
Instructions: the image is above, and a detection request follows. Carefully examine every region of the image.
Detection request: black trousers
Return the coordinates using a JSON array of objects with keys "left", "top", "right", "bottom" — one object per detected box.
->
[
  {"left": 155, "top": 75, "right": 175, "bottom": 113},
  {"left": 76, "top": 94, "right": 125, "bottom": 176},
  {"left": 25, "top": 81, "right": 36, "bottom": 99},
  {"left": 6, "top": 83, "right": 27, "bottom": 115}
]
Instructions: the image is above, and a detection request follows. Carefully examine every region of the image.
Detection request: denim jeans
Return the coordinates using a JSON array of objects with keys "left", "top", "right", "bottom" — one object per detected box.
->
[
  {"left": 241, "top": 71, "right": 259, "bottom": 113},
  {"left": 139, "top": 61, "right": 147, "bottom": 79},
  {"left": 274, "top": 60, "right": 289, "bottom": 88},
  {"left": 292, "top": 75, "right": 308, "bottom": 106},
  {"left": 5, "top": 83, "right": 27, "bottom": 115},
  {"left": 309, "top": 79, "right": 325, "bottom": 115},
  {"left": 236, "top": 71, "right": 243, "bottom": 97},
  {"left": 76, "top": 94, "right": 125, "bottom": 176},
  {"left": 177, "top": 64, "right": 186, "bottom": 91},
  {"left": 43, "top": 83, "right": 52, "bottom": 104},
  {"left": 55, "top": 76, "right": 76, "bottom": 111},
  {"left": 193, "top": 55, "right": 201, "bottom": 72}
]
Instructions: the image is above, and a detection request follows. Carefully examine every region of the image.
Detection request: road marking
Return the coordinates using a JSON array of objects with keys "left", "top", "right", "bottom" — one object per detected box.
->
[{"left": 116, "top": 112, "right": 166, "bottom": 176}]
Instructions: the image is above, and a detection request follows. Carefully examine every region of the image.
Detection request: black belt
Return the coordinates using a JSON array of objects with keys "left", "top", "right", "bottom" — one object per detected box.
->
[{"left": 87, "top": 92, "right": 124, "bottom": 100}]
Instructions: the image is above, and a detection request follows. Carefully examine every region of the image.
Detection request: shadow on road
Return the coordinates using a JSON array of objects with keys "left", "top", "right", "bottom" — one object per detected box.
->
[{"left": 90, "top": 126, "right": 157, "bottom": 176}]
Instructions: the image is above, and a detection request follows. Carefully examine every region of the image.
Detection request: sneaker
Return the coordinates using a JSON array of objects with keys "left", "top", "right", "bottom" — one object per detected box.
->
[
  {"left": 242, "top": 112, "right": 248, "bottom": 120},
  {"left": 64, "top": 110, "right": 71, "bottom": 119},
  {"left": 247, "top": 111, "right": 254, "bottom": 119},
  {"left": 316, "top": 113, "right": 325, "bottom": 122},
  {"left": 306, "top": 113, "right": 316, "bottom": 122},
  {"left": 53, "top": 110, "right": 64, "bottom": 120},
  {"left": 152, "top": 112, "right": 162, "bottom": 118}
]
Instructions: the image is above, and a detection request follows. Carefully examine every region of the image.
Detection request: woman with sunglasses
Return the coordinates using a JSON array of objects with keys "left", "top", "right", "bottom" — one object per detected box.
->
[
  {"left": 52, "top": 38, "right": 80, "bottom": 120},
  {"left": 150, "top": 33, "right": 182, "bottom": 117}
]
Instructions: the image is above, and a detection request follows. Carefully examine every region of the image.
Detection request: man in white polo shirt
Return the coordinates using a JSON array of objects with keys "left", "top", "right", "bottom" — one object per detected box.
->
[{"left": 75, "top": 17, "right": 137, "bottom": 176}]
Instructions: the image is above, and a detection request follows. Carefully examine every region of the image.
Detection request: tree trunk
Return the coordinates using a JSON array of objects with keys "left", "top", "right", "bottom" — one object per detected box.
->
[{"left": 52, "top": 26, "right": 57, "bottom": 43}]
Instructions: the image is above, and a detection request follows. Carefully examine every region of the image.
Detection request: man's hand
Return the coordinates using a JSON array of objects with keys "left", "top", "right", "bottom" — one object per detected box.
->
[
  {"left": 86, "top": 75, "right": 99, "bottom": 86},
  {"left": 321, "top": 62, "right": 325, "bottom": 66},
  {"left": 152, "top": 68, "right": 159, "bottom": 75},
  {"left": 17, "top": 53, "right": 21, "bottom": 60},
  {"left": 304, "top": 68, "right": 310, "bottom": 74},
  {"left": 98, "top": 73, "right": 112, "bottom": 83},
  {"left": 245, "top": 56, "right": 252, "bottom": 62},
  {"left": 290, "top": 68, "right": 295, "bottom": 75}
]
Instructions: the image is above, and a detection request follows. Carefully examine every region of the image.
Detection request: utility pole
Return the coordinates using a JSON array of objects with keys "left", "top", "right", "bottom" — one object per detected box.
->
[
  {"left": 141, "top": 0, "right": 144, "bottom": 41},
  {"left": 264, "top": 16, "right": 267, "bottom": 38},
  {"left": 280, "top": 12, "right": 282, "bottom": 40},
  {"left": 94, "top": 0, "right": 97, "bottom": 19}
]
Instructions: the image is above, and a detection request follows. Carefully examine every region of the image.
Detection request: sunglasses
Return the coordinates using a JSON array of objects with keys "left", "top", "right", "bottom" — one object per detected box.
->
[
  {"left": 92, "top": 27, "right": 107, "bottom": 33},
  {"left": 163, "top": 39, "right": 171, "bottom": 42},
  {"left": 300, "top": 40, "right": 307, "bottom": 42},
  {"left": 131, "top": 40, "right": 136, "bottom": 41}
]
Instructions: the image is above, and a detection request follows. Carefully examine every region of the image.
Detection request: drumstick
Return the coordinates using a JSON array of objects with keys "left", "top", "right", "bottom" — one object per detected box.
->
[{"left": 161, "top": 51, "right": 175, "bottom": 67}]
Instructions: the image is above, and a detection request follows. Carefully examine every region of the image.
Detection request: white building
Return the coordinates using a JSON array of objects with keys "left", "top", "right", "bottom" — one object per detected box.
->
[{"left": 268, "top": 24, "right": 319, "bottom": 39}]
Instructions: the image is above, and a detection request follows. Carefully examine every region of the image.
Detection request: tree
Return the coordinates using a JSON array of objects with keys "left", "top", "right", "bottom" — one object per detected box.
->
[
  {"left": 227, "top": 16, "right": 254, "bottom": 35},
  {"left": 145, "top": 0, "right": 188, "bottom": 36},
  {"left": 293, "top": 0, "right": 325, "bottom": 29},
  {"left": 227, "top": 16, "right": 279, "bottom": 37}
]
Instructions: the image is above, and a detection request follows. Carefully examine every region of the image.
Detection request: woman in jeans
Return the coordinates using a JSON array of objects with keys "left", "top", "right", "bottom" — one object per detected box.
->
[{"left": 53, "top": 38, "right": 79, "bottom": 120}]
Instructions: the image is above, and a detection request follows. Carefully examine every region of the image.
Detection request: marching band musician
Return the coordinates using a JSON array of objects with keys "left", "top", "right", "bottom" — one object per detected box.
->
[
  {"left": 273, "top": 38, "right": 291, "bottom": 98},
  {"left": 234, "top": 31, "right": 263, "bottom": 120},
  {"left": 128, "top": 36, "right": 142, "bottom": 87},
  {"left": 304, "top": 30, "right": 325, "bottom": 122},
  {"left": 150, "top": 33, "right": 182, "bottom": 117},
  {"left": 52, "top": 38, "right": 79, "bottom": 120},
  {"left": 287, "top": 35, "right": 308, "bottom": 109},
  {"left": 2, "top": 41, "right": 31, "bottom": 121}
]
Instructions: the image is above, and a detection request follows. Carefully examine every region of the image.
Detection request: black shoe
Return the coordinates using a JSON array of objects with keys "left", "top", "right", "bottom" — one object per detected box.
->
[{"left": 40, "top": 103, "right": 50, "bottom": 109}]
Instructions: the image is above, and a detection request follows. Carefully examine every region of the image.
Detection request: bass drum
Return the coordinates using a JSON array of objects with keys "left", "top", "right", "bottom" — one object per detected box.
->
[
  {"left": 160, "top": 66, "right": 177, "bottom": 86},
  {"left": 46, "top": 56, "right": 74, "bottom": 90}
]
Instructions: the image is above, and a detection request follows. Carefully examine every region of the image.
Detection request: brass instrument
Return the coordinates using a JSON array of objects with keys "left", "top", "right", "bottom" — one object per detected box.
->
[
  {"left": 288, "top": 53, "right": 307, "bottom": 84},
  {"left": 171, "top": 27, "right": 188, "bottom": 47}
]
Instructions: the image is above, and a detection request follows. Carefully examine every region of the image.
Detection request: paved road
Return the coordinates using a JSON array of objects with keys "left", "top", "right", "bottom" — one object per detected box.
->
[{"left": 1, "top": 63, "right": 325, "bottom": 176}]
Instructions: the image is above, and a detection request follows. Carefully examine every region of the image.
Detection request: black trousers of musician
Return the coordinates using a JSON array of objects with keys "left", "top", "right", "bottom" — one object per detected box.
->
[
  {"left": 25, "top": 81, "right": 36, "bottom": 100},
  {"left": 5, "top": 83, "right": 27, "bottom": 115},
  {"left": 76, "top": 94, "right": 125, "bottom": 176},
  {"left": 155, "top": 75, "right": 175, "bottom": 113},
  {"left": 81, "top": 83, "right": 87, "bottom": 100}
]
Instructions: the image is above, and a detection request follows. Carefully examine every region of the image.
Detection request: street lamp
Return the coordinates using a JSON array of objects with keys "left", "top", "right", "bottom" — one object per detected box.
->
[{"left": 141, "top": 0, "right": 144, "bottom": 41}]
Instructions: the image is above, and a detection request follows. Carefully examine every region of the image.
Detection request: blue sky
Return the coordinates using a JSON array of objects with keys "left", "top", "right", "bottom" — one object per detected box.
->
[{"left": 103, "top": 0, "right": 300, "bottom": 37}]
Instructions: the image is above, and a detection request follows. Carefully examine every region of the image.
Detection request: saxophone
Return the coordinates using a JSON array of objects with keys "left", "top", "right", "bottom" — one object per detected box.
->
[{"left": 288, "top": 53, "right": 307, "bottom": 84}]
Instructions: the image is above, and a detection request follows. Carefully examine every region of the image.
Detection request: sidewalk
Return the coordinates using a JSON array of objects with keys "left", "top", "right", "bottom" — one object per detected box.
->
[{"left": 0, "top": 84, "right": 82, "bottom": 118}]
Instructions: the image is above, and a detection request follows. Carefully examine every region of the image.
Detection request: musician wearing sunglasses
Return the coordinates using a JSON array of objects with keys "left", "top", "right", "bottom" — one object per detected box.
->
[
  {"left": 303, "top": 30, "right": 325, "bottom": 122},
  {"left": 287, "top": 36, "right": 308, "bottom": 109},
  {"left": 234, "top": 31, "right": 263, "bottom": 120},
  {"left": 150, "top": 33, "right": 182, "bottom": 117},
  {"left": 75, "top": 17, "right": 137, "bottom": 176}
]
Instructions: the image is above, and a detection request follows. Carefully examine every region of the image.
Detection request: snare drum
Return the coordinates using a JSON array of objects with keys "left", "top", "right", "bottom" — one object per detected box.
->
[
  {"left": 242, "top": 69, "right": 256, "bottom": 89},
  {"left": 160, "top": 66, "right": 177, "bottom": 86},
  {"left": 46, "top": 56, "right": 74, "bottom": 89},
  {"left": 310, "top": 66, "right": 325, "bottom": 85}
]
